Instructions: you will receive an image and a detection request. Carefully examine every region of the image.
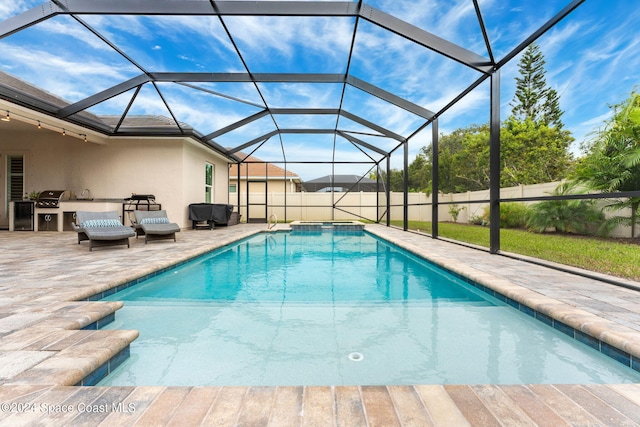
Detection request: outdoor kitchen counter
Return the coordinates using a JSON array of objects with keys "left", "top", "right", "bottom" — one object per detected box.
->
[{"left": 9, "top": 199, "right": 126, "bottom": 232}]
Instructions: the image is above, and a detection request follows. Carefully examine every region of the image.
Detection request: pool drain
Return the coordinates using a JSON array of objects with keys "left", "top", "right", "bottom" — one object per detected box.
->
[{"left": 348, "top": 352, "right": 364, "bottom": 362}]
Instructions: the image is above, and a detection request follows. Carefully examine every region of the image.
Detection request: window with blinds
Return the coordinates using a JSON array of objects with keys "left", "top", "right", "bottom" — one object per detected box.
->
[{"left": 7, "top": 155, "right": 24, "bottom": 201}]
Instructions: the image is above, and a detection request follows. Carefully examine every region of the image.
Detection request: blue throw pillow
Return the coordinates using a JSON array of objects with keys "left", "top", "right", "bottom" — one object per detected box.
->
[
  {"left": 82, "top": 219, "right": 121, "bottom": 228},
  {"left": 140, "top": 217, "right": 170, "bottom": 225}
]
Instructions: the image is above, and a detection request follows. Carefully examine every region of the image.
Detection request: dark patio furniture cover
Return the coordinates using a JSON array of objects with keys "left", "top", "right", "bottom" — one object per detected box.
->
[{"left": 188, "top": 203, "right": 233, "bottom": 224}]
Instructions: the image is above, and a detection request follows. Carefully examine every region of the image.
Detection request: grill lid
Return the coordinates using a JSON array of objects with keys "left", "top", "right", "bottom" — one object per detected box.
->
[
  {"left": 126, "top": 194, "right": 155, "bottom": 201},
  {"left": 37, "top": 190, "right": 68, "bottom": 208}
]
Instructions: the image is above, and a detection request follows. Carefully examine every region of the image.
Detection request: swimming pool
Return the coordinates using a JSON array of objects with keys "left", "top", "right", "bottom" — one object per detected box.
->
[{"left": 99, "top": 230, "right": 640, "bottom": 386}]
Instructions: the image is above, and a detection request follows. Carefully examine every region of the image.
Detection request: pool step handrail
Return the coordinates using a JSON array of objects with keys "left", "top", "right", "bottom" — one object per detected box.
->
[{"left": 268, "top": 214, "right": 277, "bottom": 231}]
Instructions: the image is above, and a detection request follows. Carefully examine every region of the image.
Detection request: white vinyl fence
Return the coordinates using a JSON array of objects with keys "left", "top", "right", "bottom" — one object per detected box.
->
[{"left": 230, "top": 181, "right": 634, "bottom": 238}]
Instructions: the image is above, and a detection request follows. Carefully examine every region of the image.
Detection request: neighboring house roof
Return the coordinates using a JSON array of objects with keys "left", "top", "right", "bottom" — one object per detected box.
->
[
  {"left": 303, "top": 175, "right": 380, "bottom": 192},
  {"left": 229, "top": 154, "right": 301, "bottom": 181}
]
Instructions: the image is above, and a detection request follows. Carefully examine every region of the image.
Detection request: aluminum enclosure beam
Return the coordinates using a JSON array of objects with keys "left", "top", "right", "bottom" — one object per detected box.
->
[
  {"left": 340, "top": 110, "right": 405, "bottom": 142},
  {"left": 431, "top": 118, "right": 439, "bottom": 239},
  {"left": 204, "top": 110, "right": 270, "bottom": 140},
  {"left": 496, "top": 0, "right": 585, "bottom": 69},
  {"left": 358, "top": 4, "right": 493, "bottom": 73},
  {"left": 227, "top": 131, "right": 279, "bottom": 155},
  {"left": 0, "top": 3, "right": 65, "bottom": 39},
  {"left": 149, "top": 73, "right": 347, "bottom": 83},
  {"left": 270, "top": 108, "right": 340, "bottom": 115},
  {"left": 56, "top": 75, "right": 151, "bottom": 118},
  {"left": 2, "top": 1, "right": 491, "bottom": 75},
  {"left": 489, "top": 70, "right": 501, "bottom": 254},
  {"left": 226, "top": 128, "right": 389, "bottom": 158},
  {"left": 336, "top": 130, "right": 388, "bottom": 156},
  {"left": 58, "top": 73, "right": 432, "bottom": 123},
  {"left": 209, "top": 109, "right": 398, "bottom": 155},
  {"left": 346, "top": 76, "right": 435, "bottom": 119},
  {"left": 6, "top": 1, "right": 361, "bottom": 18}
]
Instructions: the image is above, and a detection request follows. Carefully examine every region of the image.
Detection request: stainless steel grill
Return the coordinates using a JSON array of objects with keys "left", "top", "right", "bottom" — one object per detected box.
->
[
  {"left": 125, "top": 194, "right": 156, "bottom": 203},
  {"left": 36, "top": 190, "right": 68, "bottom": 208}
]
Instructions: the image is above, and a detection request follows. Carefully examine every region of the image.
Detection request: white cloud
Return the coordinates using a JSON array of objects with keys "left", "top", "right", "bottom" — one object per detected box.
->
[
  {"left": 539, "top": 21, "right": 583, "bottom": 59},
  {"left": 0, "top": 44, "right": 136, "bottom": 100},
  {"left": 540, "top": 5, "right": 640, "bottom": 144},
  {"left": 39, "top": 18, "right": 115, "bottom": 52},
  {"left": 579, "top": 111, "right": 611, "bottom": 131},
  {"left": 259, "top": 83, "right": 342, "bottom": 109},
  {"left": 84, "top": 15, "right": 153, "bottom": 42},
  {"left": 0, "top": 0, "right": 36, "bottom": 20},
  {"left": 222, "top": 15, "right": 353, "bottom": 67}
]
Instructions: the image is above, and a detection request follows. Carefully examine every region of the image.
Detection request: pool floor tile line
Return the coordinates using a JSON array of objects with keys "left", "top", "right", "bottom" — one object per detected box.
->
[{"left": 1, "top": 224, "right": 640, "bottom": 425}]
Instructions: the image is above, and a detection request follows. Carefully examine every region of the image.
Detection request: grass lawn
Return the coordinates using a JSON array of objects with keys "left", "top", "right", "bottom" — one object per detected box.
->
[{"left": 390, "top": 220, "right": 640, "bottom": 281}]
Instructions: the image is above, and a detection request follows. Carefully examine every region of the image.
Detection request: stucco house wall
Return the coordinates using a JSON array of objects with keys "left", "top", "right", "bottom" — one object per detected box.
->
[{"left": 1, "top": 123, "right": 231, "bottom": 230}]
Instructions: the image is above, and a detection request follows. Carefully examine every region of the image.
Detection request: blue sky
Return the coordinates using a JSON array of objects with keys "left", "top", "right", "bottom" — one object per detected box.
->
[{"left": 1, "top": 0, "right": 639, "bottom": 180}]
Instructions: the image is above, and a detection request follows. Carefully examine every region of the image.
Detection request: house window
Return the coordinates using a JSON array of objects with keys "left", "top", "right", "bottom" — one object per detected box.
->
[
  {"left": 7, "top": 155, "right": 24, "bottom": 202},
  {"left": 5, "top": 155, "right": 24, "bottom": 216},
  {"left": 205, "top": 162, "right": 214, "bottom": 203},
  {"left": 229, "top": 184, "right": 237, "bottom": 193}
]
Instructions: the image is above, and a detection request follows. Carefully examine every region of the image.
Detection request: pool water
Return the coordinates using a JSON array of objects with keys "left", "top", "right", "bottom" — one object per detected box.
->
[{"left": 99, "top": 230, "right": 640, "bottom": 386}]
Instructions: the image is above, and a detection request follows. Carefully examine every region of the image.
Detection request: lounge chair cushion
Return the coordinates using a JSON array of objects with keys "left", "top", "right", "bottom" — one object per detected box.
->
[
  {"left": 84, "top": 226, "right": 136, "bottom": 241},
  {"left": 140, "top": 217, "right": 170, "bottom": 225},
  {"left": 139, "top": 222, "right": 180, "bottom": 235},
  {"left": 81, "top": 219, "right": 122, "bottom": 228}
]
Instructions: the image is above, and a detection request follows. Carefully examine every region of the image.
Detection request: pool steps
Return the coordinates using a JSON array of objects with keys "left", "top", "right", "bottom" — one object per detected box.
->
[
  {"left": 0, "top": 301, "right": 137, "bottom": 387},
  {"left": 289, "top": 220, "right": 365, "bottom": 232}
]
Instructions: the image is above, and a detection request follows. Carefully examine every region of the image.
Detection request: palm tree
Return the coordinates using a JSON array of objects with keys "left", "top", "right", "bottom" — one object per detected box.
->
[
  {"left": 527, "top": 182, "right": 605, "bottom": 235},
  {"left": 573, "top": 91, "right": 640, "bottom": 237}
]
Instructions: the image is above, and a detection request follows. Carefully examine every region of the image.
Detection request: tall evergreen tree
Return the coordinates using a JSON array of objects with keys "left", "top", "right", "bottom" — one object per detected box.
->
[
  {"left": 403, "top": 43, "right": 574, "bottom": 195},
  {"left": 510, "top": 42, "right": 564, "bottom": 129}
]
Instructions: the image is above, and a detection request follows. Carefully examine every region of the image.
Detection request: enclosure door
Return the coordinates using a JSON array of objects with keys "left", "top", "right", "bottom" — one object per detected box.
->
[{"left": 246, "top": 180, "right": 267, "bottom": 223}]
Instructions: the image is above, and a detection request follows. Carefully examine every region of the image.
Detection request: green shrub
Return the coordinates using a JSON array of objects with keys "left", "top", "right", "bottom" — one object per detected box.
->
[
  {"left": 482, "top": 202, "right": 529, "bottom": 228},
  {"left": 448, "top": 204, "right": 465, "bottom": 222},
  {"left": 468, "top": 214, "right": 486, "bottom": 225},
  {"left": 526, "top": 182, "right": 606, "bottom": 235},
  {"left": 500, "top": 202, "right": 530, "bottom": 228}
]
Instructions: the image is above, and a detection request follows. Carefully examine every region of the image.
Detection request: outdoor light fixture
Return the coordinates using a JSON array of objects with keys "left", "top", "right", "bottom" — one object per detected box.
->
[{"left": 0, "top": 107, "right": 96, "bottom": 143}]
